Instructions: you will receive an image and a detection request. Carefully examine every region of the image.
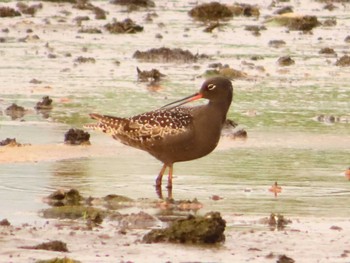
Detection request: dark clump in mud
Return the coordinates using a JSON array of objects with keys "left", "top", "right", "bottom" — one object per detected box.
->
[
  {"left": 64, "top": 128, "right": 90, "bottom": 145},
  {"left": 221, "top": 119, "right": 247, "bottom": 140},
  {"left": 0, "top": 138, "right": 23, "bottom": 147},
  {"left": 268, "top": 40, "right": 286, "bottom": 48},
  {"left": 46, "top": 189, "right": 83, "bottom": 206},
  {"left": 335, "top": 55, "right": 350, "bottom": 66},
  {"left": 0, "top": 218, "right": 11, "bottom": 226},
  {"left": 74, "top": 56, "right": 96, "bottom": 63},
  {"left": 137, "top": 67, "right": 165, "bottom": 82},
  {"left": 35, "top": 96, "right": 53, "bottom": 110},
  {"left": 36, "top": 258, "right": 81, "bottom": 263},
  {"left": 229, "top": 3, "right": 260, "bottom": 17},
  {"left": 286, "top": 15, "right": 320, "bottom": 31},
  {"left": 0, "top": 6, "right": 21, "bottom": 17},
  {"left": 133, "top": 47, "right": 208, "bottom": 63},
  {"left": 105, "top": 18, "right": 143, "bottom": 34},
  {"left": 262, "top": 213, "right": 292, "bottom": 231},
  {"left": 73, "top": 0, "right": 107, "bottom": 19},
  {"left": 21, "top": 240, "right": 68, "bottom": 252},
  {"left": 205, "top": 64, "right": 247, "bottom": 79},
  {"left": 111, "top": 0, "right": 155, "bottom": 8},
  {"left": 188, "top": 2, "right": 233, "bottom": 21},
  {"left": 143, "top": 212, "right": 226, "bottom": 244},
  {"left": 277, "top": 56, "right": 295, "bottom": 66},
  {"left": 5, "top": 103, "right": 26, "bottom": 120},
  {"left": 277, "top": 254, "right": 295, "bottom": 263},
  {"left": 319, "top": 47, "right": 336, "bottom": 55},
  {"left": 16, "top": 2, "right": 43, "bottom": 16}
]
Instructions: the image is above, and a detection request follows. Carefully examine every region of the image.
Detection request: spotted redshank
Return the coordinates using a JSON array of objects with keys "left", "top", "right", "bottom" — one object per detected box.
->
[{"left": 85, "top": 77, "right": 233, "bottom": 191}]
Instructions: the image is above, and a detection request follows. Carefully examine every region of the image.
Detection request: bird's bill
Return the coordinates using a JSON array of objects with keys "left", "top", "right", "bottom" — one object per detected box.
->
[{"left": 160, "top": 93, "right": 203, "bottom": 110}]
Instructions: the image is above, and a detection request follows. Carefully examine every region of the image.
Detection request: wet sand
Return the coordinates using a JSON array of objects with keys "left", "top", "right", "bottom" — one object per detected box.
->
[{"left": 1, "top": 215, "right": 350, "bottom": 263}]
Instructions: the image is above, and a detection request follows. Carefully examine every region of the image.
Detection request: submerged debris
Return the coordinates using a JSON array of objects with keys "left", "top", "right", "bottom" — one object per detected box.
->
[
  {"left": 111, "top": 0, "right": 155, "bottom": 8},
  {"left": 335, "top": 55, "right": 350, "bottom": 66},
  {"left": 105, "top": 18, "right": 143, "bottom": 34},
  {"left": 5, "top": 103, "right": 26, "bottom": 120},
  {"left": 221, "top": 119, "right": 247, "bottom": 140},
  {"left": 136, "top": 67, "right": 165, "bottom": 82},
  {"left": 0, "top": 218, "right": 11, "bottom": 226},
  {"left": 266, "top": 14, "right": 320, "bottom": 31},
  {"left": 277, "top": 56, "right": 295, "bottom": 66},
  {"left": 21, "top": 240, "right": 68, "bottom": 252},
  {"left": 36, "top": 258, "right": 81, "bottom": 263},
  {"left": 188, "top": 2, "right": 233, "bottom": 21},
  {"left": 277, "top": 254, "right": 295, "bottom": 263},
  {"left": 228, "top": 3, "right": 260, "bottom": 17},
  {"left": 143, "top": 212, "right": 226, "bottom": 244},
  {"left": 0, "top": 6, "right": 21, "bottom": 17},
  {"left": 45, "top": 189, "right": 84, "bottom": 206},
  {"left": 64, "top": 128, "right": 90, "bottom": 145},
  {"left": 0, "top": 138, "right": 23, "bottom": 147},
  {"left": 35, "top": 96, "right": 53, "bottom": 110},
  {"left": 133, "top": 47, "right": 208, "bottom": 63},
  {"left": 74, "top": 56, "right": 96, "bottom": 64},
  {"left": 261, "top": 213, "right": 292, "bottom": 231},
  {"left": 157, "top": 198, "right": 203, "bottom": 211}
]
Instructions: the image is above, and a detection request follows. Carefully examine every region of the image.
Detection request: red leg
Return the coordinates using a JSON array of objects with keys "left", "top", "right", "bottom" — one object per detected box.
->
[
  {"left": 156, "top": 164, "right": 167, "bottom": 188},
  {"left": 166, "top": 164, "right": 173, "bottom": 189}
]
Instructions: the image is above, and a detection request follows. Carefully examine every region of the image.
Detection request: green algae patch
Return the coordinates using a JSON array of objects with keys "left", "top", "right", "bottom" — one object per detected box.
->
[{"left": 143, "top": 212, "right": 225, "bottom": 244}]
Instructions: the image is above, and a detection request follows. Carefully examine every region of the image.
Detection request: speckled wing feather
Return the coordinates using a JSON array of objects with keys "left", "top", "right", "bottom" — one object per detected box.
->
[{"left": 85, "top": 108, "right": 194, "bottom": 148}]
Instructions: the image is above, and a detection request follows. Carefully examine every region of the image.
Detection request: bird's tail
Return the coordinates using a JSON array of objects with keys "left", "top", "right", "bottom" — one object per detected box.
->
[{"left": 84, "top": 113, "right": 125, "bottom": 135}]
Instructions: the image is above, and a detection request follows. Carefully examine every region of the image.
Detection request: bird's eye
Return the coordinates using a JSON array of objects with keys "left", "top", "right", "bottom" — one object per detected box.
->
[{"left": 207, "top": 84, "right": 216, "bottom": 90}]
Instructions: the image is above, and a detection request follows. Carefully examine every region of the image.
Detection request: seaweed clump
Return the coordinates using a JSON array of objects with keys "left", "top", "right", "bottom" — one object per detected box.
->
[
  {"left": 143, "top": 212, "right": 226, "bottom": 244},
  {"left": 189, "top": 2, "right": 233, "bottom": 21}
]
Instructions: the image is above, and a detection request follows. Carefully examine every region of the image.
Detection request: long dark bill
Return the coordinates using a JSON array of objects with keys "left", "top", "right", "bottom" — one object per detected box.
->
[{"left": 159, "top": 93, "right": 203, "bottom": 110}]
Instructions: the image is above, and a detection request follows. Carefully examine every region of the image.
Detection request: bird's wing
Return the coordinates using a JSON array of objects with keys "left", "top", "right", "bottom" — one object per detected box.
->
[{"left": 85, "top": 108, "right": 194, "bottom": 145}]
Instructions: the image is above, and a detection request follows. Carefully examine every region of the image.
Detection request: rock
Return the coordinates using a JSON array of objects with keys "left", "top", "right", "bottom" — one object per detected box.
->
[
  {"left": 111, "top": 0, "right": 155, "bottom": 8},
  {"left": 143, "top": 212, "right": 226, "bottom": 244},
  {"left": 319, "top": 47, "right": 336, "bottom": 55},
  {"left": 335, "top": 55, "right": 350, "bottom": 66},
  {"left": 46, "top": 189, "right": 84, "bottom": 206},
  {"left": 0, "top": 218, "right": 11, "bottom": 226},
  {"left": 221, "top": 119, "right": 248, "bottom": 140},
  {"left": 188, "top": 2, "right": 233, "bottom": 21},
  {"left": 64, "top": 128, "right": 90, "bottom": 145},
  {"left": 277, "top": 254, "right": 295, "bottom": 263},
  {"left": 277, "top": 56, "right": 295, "bottom": 66},
  {"left": 35, "top": 96, "right": 53, "bottom": 110},
  {"left": 228, "top": 3, "right": 260, "bottom": 17},
  {"left": 268, "top": 40, "right": 286, "bottom": 48},
  {"left": 137, "top": 67, "right": 165, "bottom": 82},
  {"left": 21, "top": 240, "right": 68, "bottom": 252},
  {"left": 274, "top": 6, "right": 293, "bottom": 15},
  {"left": 266, "top": 14, "right": 320, "bottom": 31},
  {"left": 5, "top": 103, "right": 26, "bottom": 120},
  {"left": 36, "top": 258, "right": 81, "bottom": 263},
  {"left": 0, "top": 6, "right": 21, "bottom": 17},
  {"left": 0, "top": 138, "right": 23, "bottom": 147},
  {"left": 16, "top": 2, "right": 42, "bottom": 16},
  {"left": 105, "top": 18, "right": 143, "bottom": 34},
  {"left": 74, "top": 56, "right": 96, "bottom": 63},
  {"left": 133, "top": 47, "right": 208, "bottom": 63}
]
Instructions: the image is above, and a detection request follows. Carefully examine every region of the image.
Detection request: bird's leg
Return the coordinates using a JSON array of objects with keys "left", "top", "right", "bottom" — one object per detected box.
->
[
  {"left": 167, "top": 164, "right": 173, "bottom": 189},
  {"left": 156, "top": 164, "right": 167, "bottom": 188}
]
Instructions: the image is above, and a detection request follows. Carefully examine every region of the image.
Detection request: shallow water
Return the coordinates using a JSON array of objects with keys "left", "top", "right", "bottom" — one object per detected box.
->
[{"left": 0, "top": 0, "right": 349, "bottom": 224}]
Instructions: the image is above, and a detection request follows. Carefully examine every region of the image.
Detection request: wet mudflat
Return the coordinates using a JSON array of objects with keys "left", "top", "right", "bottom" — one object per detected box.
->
[{"left": 0, "top": 0, "right": 350, "bottom": 262}]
